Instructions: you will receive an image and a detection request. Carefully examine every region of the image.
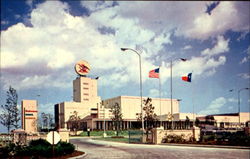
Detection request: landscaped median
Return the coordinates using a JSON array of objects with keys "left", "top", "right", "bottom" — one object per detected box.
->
[{"left": 0, "top": 138, "right": 85, "bottom": 159}]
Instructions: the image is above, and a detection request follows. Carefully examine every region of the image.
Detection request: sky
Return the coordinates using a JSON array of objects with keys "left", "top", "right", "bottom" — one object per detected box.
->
[{"left": 0, "top": 0, "right": 250, "bottom": 132}]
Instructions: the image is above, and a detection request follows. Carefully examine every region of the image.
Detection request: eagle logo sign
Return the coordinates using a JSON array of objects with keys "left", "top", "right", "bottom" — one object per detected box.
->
[
  {"left": 75, "top": 60, "right": 91, "bottom": 76},
  {"left": 78, "top": 64, "right": 89, "bottom": 73}
]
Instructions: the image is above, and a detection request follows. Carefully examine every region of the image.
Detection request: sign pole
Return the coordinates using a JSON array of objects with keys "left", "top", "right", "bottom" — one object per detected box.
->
[{"left": 52, "top": 131, "right": 54, "bottom": 157}]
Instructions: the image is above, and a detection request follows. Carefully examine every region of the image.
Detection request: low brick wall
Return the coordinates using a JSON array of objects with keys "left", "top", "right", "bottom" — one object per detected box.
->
[{"left": 152, "top": 127, "right": 200, "bottom": 144}]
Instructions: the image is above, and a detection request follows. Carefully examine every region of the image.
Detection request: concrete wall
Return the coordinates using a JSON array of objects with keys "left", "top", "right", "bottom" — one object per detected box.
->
[
  {"left": 152, "top": 127, "right": 200, "bottom": 144},
  {"left": 58, "top": 129, "right": 70, "bottom": 142}
]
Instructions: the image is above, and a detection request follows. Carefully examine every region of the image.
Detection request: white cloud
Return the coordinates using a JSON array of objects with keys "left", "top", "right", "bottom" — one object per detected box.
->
[
  {"left": 81, "top": 1, "right": 114, "bottom": 12},
  {"left": 182, "top": 45, "right": 192, "bottom": 50},
  {"left": 228, "top": 98, "right": 238, "bottom": 103},
  {"left": 199, "top": 97, "right": 226, "bottom": 115},
  {"left": 25, "top": 0, "right": 33, "bottom": 7},
  {"left": 148, "top": 89, "right": 160, "bottom": 98},
  {"left": 240, "top": 46, "right": 250, "bottom": 64},
  {"left": 0, "top": 1, "right": 157, "bottom": 90},
  {"left": 1, "top": 20, "right": 9, "bottom": 25},
  {"left": 0, "top": 1, "right": 245, "bottom": 92},
  {"left": 116, "top": 1, "right": 249, "bottom": 40},
  {"left": 201, "top": 36, "right": 229, "bottom": 57},
  {"left": 238, "top": 73, "right": 250, "bottom": 79},
  {"left": 147, "top": 88, "right": 168, "bottom": 99},
  {"left": 181, "top": 2, "right": 250, "bottom": 39}
]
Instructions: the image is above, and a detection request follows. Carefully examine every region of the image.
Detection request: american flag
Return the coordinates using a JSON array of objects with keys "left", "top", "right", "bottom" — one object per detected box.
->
[{"left": 149, "top": 68, "right": 160, "bottom": 78}]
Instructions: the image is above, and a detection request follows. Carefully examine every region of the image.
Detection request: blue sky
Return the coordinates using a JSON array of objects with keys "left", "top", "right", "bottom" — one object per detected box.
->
[{"left": 1, "top": 1, "right": 250, "bottom": 132}]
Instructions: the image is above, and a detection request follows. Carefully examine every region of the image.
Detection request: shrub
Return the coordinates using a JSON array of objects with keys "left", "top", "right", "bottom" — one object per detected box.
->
[
  {"left": 0, "top": 139, "right": 76, "bottom": 158},
  {"left": 0, "top": 143, "right": 15, "bottom": 158},
  {"left": 56, "top": 141, "right": 75, "bottom": 155},
  {"left": 162, "top": 134, "right": 186, "bottom": 143},
  {"left": 29, "top": 138, "right": 51, "bottom": 147},
  {"left": 14, "top": 144, "right": 30, "bottom": 156}
]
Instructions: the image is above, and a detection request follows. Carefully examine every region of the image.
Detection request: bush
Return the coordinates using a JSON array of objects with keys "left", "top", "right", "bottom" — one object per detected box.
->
[
  {"left": 0, "top": 143, "right": 15, "bottom": 158},
  {"left": 162, "top": 134, "right": 186, "bottom": 143},
  {"left": 0, "top": 139, "right": 76, "bottom": 158},
  {"left": 14, "top": 144, "right": 30, "bottom": 156},
  {"left": 56, "top": 141, "right": 75, "bottom": 155},
  {"left": 29, "top": 138, "right": 51, "bottom": 147}
]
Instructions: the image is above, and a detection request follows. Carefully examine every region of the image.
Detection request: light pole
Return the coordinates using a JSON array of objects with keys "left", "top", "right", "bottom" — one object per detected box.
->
[
  {"left": 103, "top": 108, "right": 106, "bottom": 137},
  {"left": 170, "top": 58, "right": 186, "bottom": 130},
  {"left": 230, "top": 87, "right": 249, "bottom": 128},
  {"left": 238, "top": 87, "right": 249, "bottom": 127},
  {"left": 121, "top": 48, "right": 144, "bottom": 133}
]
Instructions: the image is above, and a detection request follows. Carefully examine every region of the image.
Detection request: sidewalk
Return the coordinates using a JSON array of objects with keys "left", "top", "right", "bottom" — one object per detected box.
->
[
  {"left": 70, "top": 137, "right": 250, "bottom": 150},
  {"left": 160, "top": 143, "right": 250, "bottom": 149}
]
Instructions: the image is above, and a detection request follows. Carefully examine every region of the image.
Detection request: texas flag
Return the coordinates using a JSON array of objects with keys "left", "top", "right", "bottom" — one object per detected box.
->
[
  {"left": 182, "top": 73, "right": 192, "bottom": 82},
  {"left": 149, "top": 68, "right": 160, "bottom": 78}
]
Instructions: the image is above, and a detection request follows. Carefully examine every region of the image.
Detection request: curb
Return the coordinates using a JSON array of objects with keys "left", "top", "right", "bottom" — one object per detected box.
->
[
  {"left": 160, "top": 143, "right": 250, "bottom": 150},
  {"left": 68, "top": 152, "right": 87, "bottom": 159}
]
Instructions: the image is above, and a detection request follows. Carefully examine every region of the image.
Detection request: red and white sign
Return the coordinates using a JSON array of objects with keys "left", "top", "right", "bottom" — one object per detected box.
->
[{"left": 75, "top": 60, "right": 91, "bottom": 76}]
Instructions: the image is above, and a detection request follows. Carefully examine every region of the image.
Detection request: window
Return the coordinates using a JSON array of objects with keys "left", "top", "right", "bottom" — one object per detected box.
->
[
  {"left": 83, "top": 93, "right": 89, "bottom": 96},
  {"left": 83, "top": 88, "right": 88, "bottom": 90},
  {"left": 83, "top": 83, "right": 88, "bottom": 85},
  {"left": 83, "top": 98, "right": 89, "bottom": 101}
]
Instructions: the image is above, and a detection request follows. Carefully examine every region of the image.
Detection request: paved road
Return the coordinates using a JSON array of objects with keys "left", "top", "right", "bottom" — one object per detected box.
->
[{"left": 70, "top": 137, "right": 250, "bottom": 159}]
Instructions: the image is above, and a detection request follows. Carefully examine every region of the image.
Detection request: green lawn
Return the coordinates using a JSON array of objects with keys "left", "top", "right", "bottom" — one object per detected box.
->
[{"left": 79, "top": 130, "right": 129, "bottom": 137}]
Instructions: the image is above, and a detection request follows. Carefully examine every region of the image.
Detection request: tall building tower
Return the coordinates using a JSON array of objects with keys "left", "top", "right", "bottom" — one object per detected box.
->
[
  {"left": 21, "top": 100, "right": 38, "bottom": 133},
  {"left": 54, "top": 60, "right": 101, "bottom": 130},
  {"left": 73, "top": 76, "right": 98, "bottom": 102}
]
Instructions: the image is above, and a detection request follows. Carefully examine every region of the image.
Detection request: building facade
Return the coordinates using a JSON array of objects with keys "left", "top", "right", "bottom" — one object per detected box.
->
[
  {"left": 54, "top": 75, "right": 181, "bottom": 130},
  {"left": 196, "top": 112, "right": 250, "bottom": 128},
  {"left": 55, "top": 76, "right": 101, "bottom": 130},
  {"left": 21, "top": 100, "right": 38, "bottom": 133}
]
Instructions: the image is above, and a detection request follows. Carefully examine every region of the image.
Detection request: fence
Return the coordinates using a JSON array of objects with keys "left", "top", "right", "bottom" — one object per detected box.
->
[
  {"left": 128, "top": 130, "right": 154, "bottom": 144},
  {"left": 128, "top": 130, "right": 143, "bottom": 143}
]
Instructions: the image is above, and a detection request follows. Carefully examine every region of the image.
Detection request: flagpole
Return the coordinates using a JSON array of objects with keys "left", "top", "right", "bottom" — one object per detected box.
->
[
  {"left": 170, "top": 60, "right": 173, "bottom": 130},
  {"left": 191, "top": 72, "right": 195, "bottom": 128},
  {"left": 190, "top": 72, "right": 195, "bottom": 141},
  {"left": 159, "top": 66, "right": 162, "bottom": 127}
]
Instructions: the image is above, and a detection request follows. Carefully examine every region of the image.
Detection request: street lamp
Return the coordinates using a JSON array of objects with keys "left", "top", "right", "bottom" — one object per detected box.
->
[
  {"left": 121, "top": 48, "right": 144, "bottom": 133},
  {"left": 170, "top": 58, "right": 187, "bottom": 130},
  {"left": 230, "top": 87, "right": 250, "bottom": 128},
  {"left": 238, "top": 88, "right": 249, "bottom": 127}
]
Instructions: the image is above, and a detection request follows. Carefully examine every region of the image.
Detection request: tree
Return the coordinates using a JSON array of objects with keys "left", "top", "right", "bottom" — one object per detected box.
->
[
  {"left": 40, "top": 112, "right": 54, "bottom": 131},
  {"left": 0, "top": 86, "right": 20, "bottom": 132},
  {"left": 111, "top": 103, "right": 123, "bottom": 136},
  {"left": 137, "top": 98, "right": 158, "bottom": 130},
  {"left": 136, "top": 98, "right": 158, "bottom": 142},
  {"left": 48, "top": 113, "right": 54, "bottom": 128},
  {"left": 68, "top": 111, "right": 81, "bottom": 134},
  {"left": 41, "top": 112, "right": 48, "bottom": 129},
  {"left": 142, "top": 98, "right": 158, "bottom": 130}
]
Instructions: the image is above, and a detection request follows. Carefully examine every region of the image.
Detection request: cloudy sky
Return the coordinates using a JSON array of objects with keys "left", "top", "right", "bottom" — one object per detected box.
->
[{"left": 1, "top": 1, "right": 249, "bottom": 131}]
